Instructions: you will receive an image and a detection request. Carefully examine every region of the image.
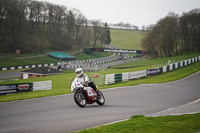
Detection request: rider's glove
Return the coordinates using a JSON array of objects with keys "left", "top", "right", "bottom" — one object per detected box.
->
[{"left": 72, "top": 87, "right": 76, "bottom": 93}]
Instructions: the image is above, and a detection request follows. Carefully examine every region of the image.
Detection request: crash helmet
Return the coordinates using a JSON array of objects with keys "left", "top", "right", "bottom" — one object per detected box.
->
[{"left": 75, "top": 68, "right": 83, "bottom": 77}]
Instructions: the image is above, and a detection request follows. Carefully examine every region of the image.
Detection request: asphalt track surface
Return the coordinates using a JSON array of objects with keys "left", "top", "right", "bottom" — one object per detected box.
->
[{"left": 0, "top": 72, "right": 200, "bottom": 133}]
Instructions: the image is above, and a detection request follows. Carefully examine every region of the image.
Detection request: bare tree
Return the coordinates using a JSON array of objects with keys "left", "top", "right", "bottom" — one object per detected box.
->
[
  {"left": 91, "top": 20, "right": 102, "bottom": 47},
  {"left": 0, "top": 0, "right": 111, "bottom": 53}
]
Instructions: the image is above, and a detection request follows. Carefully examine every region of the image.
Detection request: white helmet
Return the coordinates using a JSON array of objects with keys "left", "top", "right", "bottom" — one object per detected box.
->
[{"left": 75, "top": 68, "right": 83, "bottom": 77}]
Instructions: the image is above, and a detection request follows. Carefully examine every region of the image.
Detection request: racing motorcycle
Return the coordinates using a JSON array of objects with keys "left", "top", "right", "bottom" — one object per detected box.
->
[{"left": 72, "top": 82, "right": 105, "bottom": 108}]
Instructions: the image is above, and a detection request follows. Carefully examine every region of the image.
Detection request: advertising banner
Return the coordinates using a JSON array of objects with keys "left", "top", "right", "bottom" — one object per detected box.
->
[
  {"left": 0, "top": 80, "right": 51, "bottom": 94},
  {"left": 129, "top": 70, "right": 147, "bottom": 79},
  {"left": 0, "top": 83, "right": 33, "bottom": 95},
  {"left": 147, "top": 69, "right": 160, "bottom": 76},
  {"left": 104, "top": 49, "right": 136, "bottom": 53},
  {"left": 17, "top": 83, "right": 33, "bottom": 92},
  {"left": 0, "top": 84, "right": 17, "bottom": 94}
]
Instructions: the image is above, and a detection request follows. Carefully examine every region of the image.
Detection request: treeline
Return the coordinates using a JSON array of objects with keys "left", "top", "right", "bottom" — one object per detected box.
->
[
  {"left": 0, "top": 0, "right": 111, "bottom": 53},
  {"left": 109, "top": 22, "right": 139, "bottom": 30},
  {"left": 141, "top": 9, "right": 200, "bottom": 57}
]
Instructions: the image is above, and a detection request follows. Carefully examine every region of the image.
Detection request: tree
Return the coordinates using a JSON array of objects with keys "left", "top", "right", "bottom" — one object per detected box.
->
[
  {"left": 0, "top": 0, "right": 111, "bottom": 53},
  {"left": 179, "top": 9, "right": 200, "bottom": 53},
  {"left": 91, "top": 20, "right": 102, "bottom": 47},
  {"left": 104, "top": 23, "right": 111, "bottom": 45},
  {"left": 141, "top": 11, "right": 195, "bottom": 57}
]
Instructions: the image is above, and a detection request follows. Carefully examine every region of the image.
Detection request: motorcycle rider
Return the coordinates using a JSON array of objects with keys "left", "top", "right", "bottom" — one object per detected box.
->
[{"left": 71, "top": 68, "right": 98, "bottom": 93}]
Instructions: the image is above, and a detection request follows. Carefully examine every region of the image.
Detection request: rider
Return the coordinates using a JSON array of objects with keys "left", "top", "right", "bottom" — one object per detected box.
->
[{"left": 71, "top": 68, "right": 98, "bottom": 93}]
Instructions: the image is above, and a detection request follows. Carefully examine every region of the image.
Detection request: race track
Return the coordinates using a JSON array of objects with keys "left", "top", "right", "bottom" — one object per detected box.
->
[{"left": 0, "top": 72, "right": 200, "bottom": 133}]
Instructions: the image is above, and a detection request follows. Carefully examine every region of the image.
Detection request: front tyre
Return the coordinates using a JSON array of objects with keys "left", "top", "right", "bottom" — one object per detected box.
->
[
  {"left": 96, "top": 90, "right": 105, "bottom": 105},
  {"left": 74, "top": 91, "right": 86, "bottom": 108}
]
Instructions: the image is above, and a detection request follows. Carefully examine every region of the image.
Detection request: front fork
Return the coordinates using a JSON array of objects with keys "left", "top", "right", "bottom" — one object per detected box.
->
[{"left": 79, "top": 87, "right": 86, "bottom": 99}]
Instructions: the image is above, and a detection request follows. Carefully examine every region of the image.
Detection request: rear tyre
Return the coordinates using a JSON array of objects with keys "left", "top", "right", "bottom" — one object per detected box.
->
[
  {"left": 96, "top": 90, "right": 105, "bottom": 105},
  {"left": 74, "top": 91, "right": 86, "bottom": 108}
]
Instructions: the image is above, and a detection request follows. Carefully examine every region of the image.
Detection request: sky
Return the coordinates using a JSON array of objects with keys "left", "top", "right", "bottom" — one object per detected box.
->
[{"left": 39, "top": 0, "right": 200, "bottom": 29}]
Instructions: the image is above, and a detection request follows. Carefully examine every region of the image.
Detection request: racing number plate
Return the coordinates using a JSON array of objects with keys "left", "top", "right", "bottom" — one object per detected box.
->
[{"left": 87, "top": 89, "right": 94, "bottom": 96}]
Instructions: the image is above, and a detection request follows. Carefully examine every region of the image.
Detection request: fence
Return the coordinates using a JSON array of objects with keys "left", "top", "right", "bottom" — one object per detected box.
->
[{"left": 89, "top": 73, "right": 104, "bottom": 85}]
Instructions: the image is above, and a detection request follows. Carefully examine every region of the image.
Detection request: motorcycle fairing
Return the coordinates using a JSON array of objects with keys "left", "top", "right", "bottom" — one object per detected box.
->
[{"left": 84, "top": 87, "right": 97, "bottom": 104}]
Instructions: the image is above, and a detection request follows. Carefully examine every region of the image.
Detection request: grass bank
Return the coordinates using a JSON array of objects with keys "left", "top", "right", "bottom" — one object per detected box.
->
[
  {"left": 111, "top": 53, "right": 200, "bottom": 69},
  {"left": 0, "top": 52, "right": 112, "bottom": 68},
  {"left": 77, "top": 114, "right": 200, "bottom": 133},
  {"left": 110, "top": 29, "right": 145, "bottom": 50}
]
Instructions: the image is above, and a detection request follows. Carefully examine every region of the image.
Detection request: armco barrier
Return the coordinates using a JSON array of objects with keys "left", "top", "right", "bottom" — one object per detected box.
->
[{"left": 105, "top": 56, "right": 200, "bottom": 85}]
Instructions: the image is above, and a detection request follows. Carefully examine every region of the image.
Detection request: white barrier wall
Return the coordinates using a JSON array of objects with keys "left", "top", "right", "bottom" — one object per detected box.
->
[
  {"left": 105, "top": 70, "right": 147, "bottom": 85},
  {"left": 33, "top": 80, "right": 52, "bottom": 91},
  {"left": 105, "top": 56, "right": 200, "bottom": 85},
  {"left": 122, "top": 72, "right": 129, "bottom": 81},
  {"left": 163, "top": 66, "right": 167, "bottom": 73},
  {"left": 105, "top": 74, "right": 115, "bottom": 85},
  {"left": 175, "top": 63, "right": 178, "bottom": 69},
  {"left": 129, "top": 70, "right": 147, "bottom": 79}
]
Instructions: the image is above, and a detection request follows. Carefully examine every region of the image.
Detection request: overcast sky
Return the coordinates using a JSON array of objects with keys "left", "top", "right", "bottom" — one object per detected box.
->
[{"left": 39, "top": 0, "right": 200, "bottom": 29}]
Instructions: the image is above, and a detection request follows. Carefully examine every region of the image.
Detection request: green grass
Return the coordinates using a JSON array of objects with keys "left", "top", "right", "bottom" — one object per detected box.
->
[
  {"left": 0, "top": 29, "right": 144, "bottom": 68},
  {"left": 0, "top": 53, "right": 57, "bottom": 68},
  {"left": 0, "top": 52, "right": 112, "bottom": 68},
  {"left": 0, "top": 53, "right": 199, "bottom": 103},
  {"left": 75, "top": 52, "right": 112, "bottom": 60},
  {"left": 99, "top": 61, "right": 200, "bottom": 89},
  {"left": 111, "top": 53, "right": 200, "bottom": 69},
  {"left": 110, "top": 29, "right": 145, "bottom": 50},
  {"left": 77, "top": 114, "right": 200, "bottom": 133}
]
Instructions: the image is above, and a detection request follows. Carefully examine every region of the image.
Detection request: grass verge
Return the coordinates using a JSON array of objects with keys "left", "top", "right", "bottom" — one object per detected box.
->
[
  {"left": 77, "top": 114, "right": 200, "bottom": 133},
  {"left": 110, "top": 29, "right": 145, "bottom": 50}
]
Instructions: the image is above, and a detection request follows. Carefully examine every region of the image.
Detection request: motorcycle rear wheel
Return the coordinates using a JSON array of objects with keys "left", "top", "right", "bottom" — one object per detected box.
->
[
  {"left": 74, "top": 91, "right": 86, "bottom": 108},
  {"left": 96, "top": 90, "right": 105, "bottom": 105}
]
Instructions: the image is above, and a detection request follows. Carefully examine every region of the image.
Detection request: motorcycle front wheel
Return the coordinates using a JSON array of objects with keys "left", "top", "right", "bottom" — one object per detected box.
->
[
  {"left": 74, "top": 91, "right": 86, "bottom": 108},
  {"left": 96, "top": 90, "right": 105, "bottom": 105}
]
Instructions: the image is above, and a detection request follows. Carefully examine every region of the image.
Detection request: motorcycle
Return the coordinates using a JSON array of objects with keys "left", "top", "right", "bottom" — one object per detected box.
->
[{"left": 72, "top": 82, "right": 105, "bottom": 108}]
